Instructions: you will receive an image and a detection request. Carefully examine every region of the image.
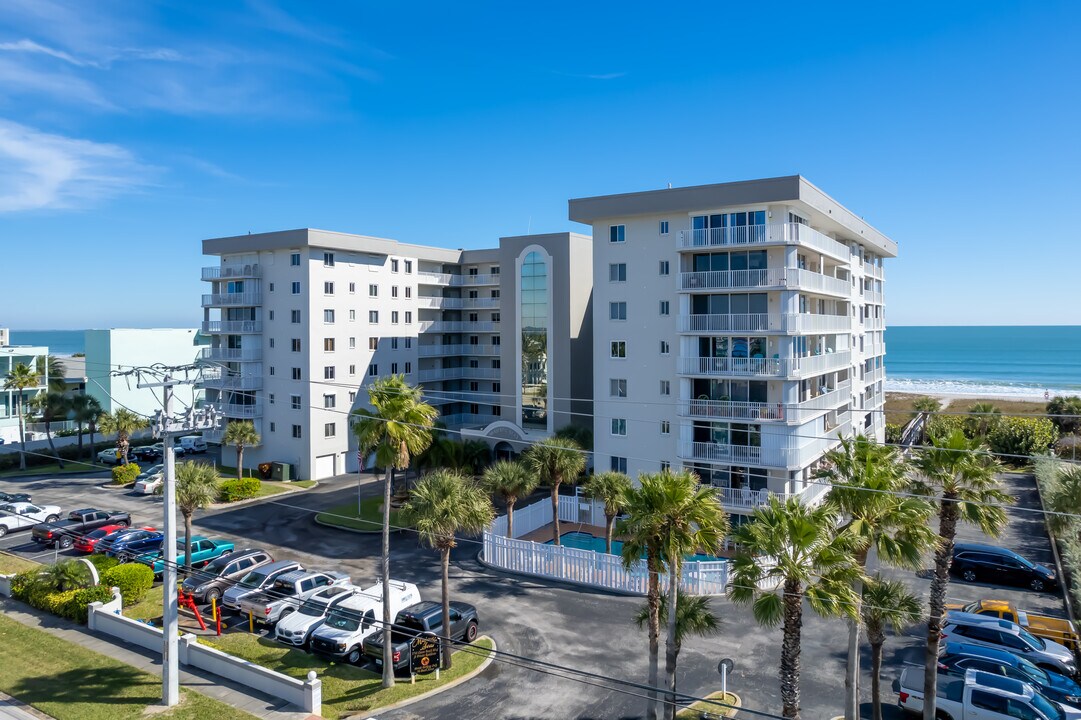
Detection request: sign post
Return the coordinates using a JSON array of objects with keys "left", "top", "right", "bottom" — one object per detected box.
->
[
  {"left": 410, "top": 633, "right": 442, "bottom": 681},
  {"left": 717, "top": 657, "right": 735, "bottom": 699}
]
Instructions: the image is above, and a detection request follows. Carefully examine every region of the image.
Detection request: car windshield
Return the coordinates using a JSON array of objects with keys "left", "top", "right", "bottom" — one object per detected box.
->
[
  {"left": 962, "top": 601, "right": 981, "bottom": 614},
  {"left": 323, "top": 608, "right": 360, "bottom": 632},
  {"left": 204, "top": 556, "right": 231, "bottom": 573},
  {"left": 1018, "top": 627, "right": 1044, "bottom": 649},
  {"left": 1016, "top": 554, "right": 1037, "bottom": 569},
  {"left": 86, "top": 529, "right": 108, "bottom": 540},
  {"left": 299, "top": 598, "right": 330, "bottom": 617},
  {"left": 1018, "top": 656, "right": 1050, "bottom": 684},
  {"left": 1030, "top": 691, "right": 1063, "bottom": 720},
  {"left": 239, "top": 570, "right": 269, "bottom": 589},
  {"left": 391, "top": 617, "right": 426, "bottom": 643}
]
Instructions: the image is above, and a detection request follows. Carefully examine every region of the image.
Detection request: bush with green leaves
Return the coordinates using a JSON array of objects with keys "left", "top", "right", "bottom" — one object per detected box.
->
[
  {"left": 986, "top": 416, "right": 1057, "bottom": 461},
  {"left": 111, "top": 462, "right": 141, "bottom": 485},
  {"left": 926, "top": 413, "right": 967, "bottom": 441},
  {"left": 100, "top": 563, "right": 154, "bottom": 604},
  {"left": 1047, "top": 396, "right": 1081, "bottom": 435},
  {"left": 884, "top": 423, "right": 903, "bottom": 444},
  {"left": 218, "top": 476, "right": 261, "bottom": 502},
  {"left": 10, "top": 566, "right": 114, "bottom": 623},
  {"left": 85, "top": 554, "right": 120, "bottom": 573}
]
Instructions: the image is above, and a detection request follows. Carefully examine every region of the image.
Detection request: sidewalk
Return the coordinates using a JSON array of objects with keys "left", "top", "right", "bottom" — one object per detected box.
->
[{"left": 0, "top": 599, "right": 312, "bottom": 720}]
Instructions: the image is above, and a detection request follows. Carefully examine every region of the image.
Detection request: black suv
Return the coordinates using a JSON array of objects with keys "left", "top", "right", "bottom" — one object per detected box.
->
[
  {"left": 181, "top": 548, "right": 274, "bottom": 604},
  {"left": 952, "top": 543, "right": 1058, "bottom": 592}
]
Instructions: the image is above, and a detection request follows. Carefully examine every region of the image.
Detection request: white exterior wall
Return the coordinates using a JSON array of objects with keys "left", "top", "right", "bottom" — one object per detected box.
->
[
  {"left": 84, "top": 330, "right": 202, "bottom": 417},
  {"left": 0, "top": 344, "right": 48, "bottom": 443}
]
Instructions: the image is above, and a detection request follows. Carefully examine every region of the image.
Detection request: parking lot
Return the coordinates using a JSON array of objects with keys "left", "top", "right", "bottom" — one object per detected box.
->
[{"left": 0, "top": 469, "right": 1071, "bottom": 719}]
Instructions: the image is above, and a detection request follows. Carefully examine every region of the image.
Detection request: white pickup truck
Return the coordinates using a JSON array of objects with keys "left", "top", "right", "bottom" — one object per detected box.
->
[
  {"left": 237, "top": 569, "right": 350, "bottom": 625},
  {"left": 898, "top": 667, "right": 1081, "bottom": 720},
  {"left": 309, "top": 580, "right": 420, "bottom": 665}
]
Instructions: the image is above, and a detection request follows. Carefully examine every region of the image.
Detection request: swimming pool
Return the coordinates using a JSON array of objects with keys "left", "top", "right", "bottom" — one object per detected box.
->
[{"left": 546, "top": 531, "right": 723, "bottom": 562}]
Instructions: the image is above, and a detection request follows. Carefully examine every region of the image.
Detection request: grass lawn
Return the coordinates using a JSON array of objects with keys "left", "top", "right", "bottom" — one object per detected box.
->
[
  {"left": 676, "top": 691, "right": 739, "bottom": 719},
  {"left": 251, "top": 480, "right": 316, "bottom": 498},
  {"left": 0, "top": 613, "right": 257, "bottom": 720},
  {"left": 203, "top": 632, "right": 493, "bottom": 719},
  {"left": 124, "top": 589, "right": 165, "bottom": 622},
  {"left": 0, "top": 461, "right": 102, "bottom": 478},
  {"left": 946, "top": 397, "right": 1049, "bottom": 417},
  {"left": 884, "top": 392, "right": 919, "bottom": 426},
  {"left": 316, "top": 496, "right": 410, "bottom": 532},
  {"left": 0, "top": 551, "right": 41, "bottom": 575}
]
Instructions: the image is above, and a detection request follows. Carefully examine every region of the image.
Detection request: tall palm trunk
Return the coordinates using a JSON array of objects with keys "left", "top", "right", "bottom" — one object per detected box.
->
[
  {"left": 924, "top": 495, "right": 959, "bottom": 720},
  {"left": 381, "top": 465, "right": 395, "bottom": 688},
  {"left": 441, "top": 545, "right": 453, "bottom": 669},
  {"left": 604, "top": 512, "right": 615, "bottom": 555},
  {"left": 16, "top": 396, "right": 26, "bottom": 471},
  {"left": 506, "top": 497, "right": 516, "bottom": 539},
  {"left": 77, "top": 422, "right": 84, "bottom": 460},
  {"left": 645, "top": 553, "right": 661, "bottom": 720},
  {"left": 869, "top": 634, "right": 886, "bottom": 720},
  {"left": 236, "top": 445, "right": 244, "bottom": 480},
  {"left": 119, "top": 432, "right": 130, "bottom": 465},
  {"left": 88, "top": 422, "right": 96, "bottom": 462},
  {"left": 43, "top": 416, "right": 63, "bottom": 468},
  {"left": 665, "top": 559, "right": 680, "bottom": 720},
  {"left": 183, "top": 512, "right": 194, "bottom": 570},
  {"left": 551, "top": 480, "right": 561, "bottom": 546},
  {"left": 845, "top": 548, "right": 870, "bottom": 720},
  {"left": 781, "top": 577, "right": 803, "bottom": 720}
]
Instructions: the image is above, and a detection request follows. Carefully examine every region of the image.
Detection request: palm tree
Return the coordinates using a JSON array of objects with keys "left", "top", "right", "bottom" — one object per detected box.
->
[
  {"left": 966, "top": 401, "right": 1001, "bottom": 438},
  {"left": 38, "top": 355, "right": 67, "bottom": 394},
  {"left": 634, "top": 594, "right": 720, "bottom": 707},
  {"left": 31, "top": 392, "right": 70, "bottom": 468},
  {"left": 912, "top": 429, "right": 1011, "bottom": 720},
  {"left": 583, "top": 470, "right": 633, "bottom": 554},
  {"left": 401, "top": 469, "right": 493, "bottom": 669},
  {"left": 69, "top": 395, "right": 102, "bottom": 460},
  {"left": 158, "top": 461, "right": 221, "bottom": 570},
  {"left": 1045, "top": 464, "right": 1081, "bottom": 541},
  {"left": 481, "top": 460, "right": 538, "bottom": 538},
  {"left": 862, "top": 576, "right": 922, "bottom": 720},
  {"left": 222, "top": 420, "right": 261, "bottom": 480},
  {"left": 523, "top": 436, "right": 585, "bottom": 547},
  {"left": 728, "top": 496, "right": 862, "bottom": 720},
  {"left": 818, "top": 435, "right": 937, "bottom": 720},
  {"left": 4, "top": 362, "right": 42, "bottom": 471},
  {"left": 912, "top": 396, "right": 942, "bottom": 445},
  {"left": 97, "top": 408, "right": 148, "bottom": 465},
  {"left": 41, "top": 559, "right": 94, "bottom": 591},
  {"left": 352, "top": 374, "right": 437, "bottom": 689}
]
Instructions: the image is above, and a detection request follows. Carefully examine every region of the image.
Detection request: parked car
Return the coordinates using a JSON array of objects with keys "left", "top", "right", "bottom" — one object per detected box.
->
[
  {"left": 943, "top": 611, "right": 1078, "bottom": 677},
  {"left": 137, "top": 536, "right": 235, "bottom": 576},
  {"left": 946, "top": 599, "right": 1081, "bottom": 658},
  {"left": 362, "top": 600, "right": 479, "bottom": 671},
  {"left": 32, "top": 508, "right": 131, "bottom": 548},
  {"left": 939, "top": 641, "right": 1081, "bottom": 707},
  {"left": 310, "top": 581, "right": 421, "bottom": 663},
  {"left": 0, "top": 502, "right": 61, "bottom": 538},
  {"left": 237, "top": 570, "right": 350, "bottom": 625},
  {"left": 275, "top": 585, "right": 359, "bottom": 648},
  {"left": 133, "top": 444, "right": 185, "bottom": 462},
  {"left": 179, "top": 436, "right": 207, "bottom": 454},
  {"left": 0, "top": 491, "right": 31, "bottom": 504},
  {"left": 898, "top": 666, "right": 1081, "bottom": 720},
  {"left": 181, "top": 549, "right": 273, "bottom": 604},
  {"left": 73, "top": 523, "right": 129, "bottom": 553},
  {"left": 222, "top": 560, "right": 305, "bottom": 612},
  {"left": 97, "top": 448, "right": 122, "bottom": 465},
  {"left": 133, "top": 465, "right": 165, "bottom": 495},
  {"left": 952, "top": 543, "right": 1059, "bottom": 592},
  {"left": 102, "top": 527, "right": 162, "bottom": 558}
]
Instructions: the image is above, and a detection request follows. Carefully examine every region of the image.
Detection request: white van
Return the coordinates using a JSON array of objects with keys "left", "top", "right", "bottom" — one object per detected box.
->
[
  {"left": 179, "top": 436, "right": 208, "bottom": 454},
  {"left": 309, "top": 580, "right": 420, "bottom": 664}
]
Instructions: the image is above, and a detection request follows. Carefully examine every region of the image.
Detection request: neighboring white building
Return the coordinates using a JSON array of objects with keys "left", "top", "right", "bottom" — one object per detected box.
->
[
  {"left": 85, "top": 329, "right": 206, "bottom": 417},
  {"left": 569, "top": 175, "right": 895, "bottom": 522},
  {"left": 200, "top": 230, "right": 593, "bottom": 480},
  {"left": 0, "top": 343, "right": 48, "bottom": 444}
]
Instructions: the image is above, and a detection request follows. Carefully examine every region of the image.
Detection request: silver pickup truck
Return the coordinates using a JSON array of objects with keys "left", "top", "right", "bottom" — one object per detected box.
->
[
  {"left": 898, "top": 666, "right": 1081, "bottom": 720},
  {"left": 237, "top": 569, "right": 350, "bottom": 625}
]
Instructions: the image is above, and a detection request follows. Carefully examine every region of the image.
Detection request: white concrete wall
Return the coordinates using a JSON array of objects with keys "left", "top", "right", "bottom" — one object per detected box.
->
[{"left": 85, "top": 329, "right": 203, "bottom": 417}]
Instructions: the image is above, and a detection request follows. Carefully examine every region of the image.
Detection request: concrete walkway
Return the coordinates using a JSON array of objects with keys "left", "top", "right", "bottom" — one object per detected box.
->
[
  {"left": 0, "top": 695, "right": 50, "bottom": 720},
  {"left": 0, "top": 599, "right": 311, "bottom": 720}
]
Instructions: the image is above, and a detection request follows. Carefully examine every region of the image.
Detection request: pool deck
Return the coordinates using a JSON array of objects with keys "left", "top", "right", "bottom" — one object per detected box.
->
[{"left": 519, "top": 522, "right": 739, "bottom": 559}]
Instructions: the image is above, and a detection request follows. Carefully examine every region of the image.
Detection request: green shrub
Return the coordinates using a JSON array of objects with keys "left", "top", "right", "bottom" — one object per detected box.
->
[
  {"left": 1048, "top": 396, "right": 1081, "bottom": 436},
  {"left": 101, "top": 563, "right": 154, "bottom": 604},
  {"left": 219, "top": 477, "right": 261, "bottom": 502},
  {"left": 85, "top": 554, "right": 120, "bottom": 573},
  {"left": 10, "top": 568, "right": 114, "bottom": 623},
  {"left": 926, "top": 413, "right": 967, "bottom": 442},
  {"left": 987, "top": 416, "right": 1058, "bottom": 462},
  {"left": 111, "top": 462, "right": 141, "bottom": 485},
  {"left": 63, "top": 586, "right": 115, "bottom": 623},
  {"left": 885, "top": 423, "right": 903, "bottom": 444}
]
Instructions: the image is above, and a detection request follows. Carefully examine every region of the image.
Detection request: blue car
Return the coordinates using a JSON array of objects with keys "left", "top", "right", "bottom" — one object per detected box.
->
[
  {"left": 105, "top": 528, "right": 164, "bottom": 560},
  {"left": 939, "top": 641, "right": 1081, "bottom": 706}
]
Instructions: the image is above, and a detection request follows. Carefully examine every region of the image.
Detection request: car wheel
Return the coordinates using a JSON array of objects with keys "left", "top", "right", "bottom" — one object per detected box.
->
[
  {"left": 464, "top": 621, "right": 478, "bottom": 643},
  {"left": 45, "top": 515, "right": 58, "bottom": 523},
  {"left": 59, "top": 536, "right": 74, "bottom": 549},
  {"left": 279, "top": 609, "right": 293, "bottom": 623},
  {"left": 116, "top": 520, "right": 129, "bottom": 528},
  {"left": 0, "top": 526, "right": 7, "bottom": 538},
  {"left": 1031, "top": 578, "right": 1046, "bottom": 592},
  {"left": 346, "top": 647, "right": 362, "bottom": 665},
  {"left": 205, "top": 587, "right": 221, "bottom": 603},
  {"left": 961, "top": 568, "right": 978, "bottom": 582}
]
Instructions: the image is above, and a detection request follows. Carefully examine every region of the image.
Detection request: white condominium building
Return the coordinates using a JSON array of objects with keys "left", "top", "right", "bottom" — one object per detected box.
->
[
  {"left": 569, "top": 175, "right": 895, "bottom": 521},
  {"left": 0, "top": 343, "right": 48, "bottom": 445},
  {"left": 200, "top": 229, "right": 592, "bottom": 480}
]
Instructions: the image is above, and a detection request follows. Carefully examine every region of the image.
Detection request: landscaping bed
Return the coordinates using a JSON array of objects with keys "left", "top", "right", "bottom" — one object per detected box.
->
[
  {"left": 315, "top": 496, "right": 410, "bottom": 532},
  {"left": 676, "top": 691, "right": 739, "bottom": 719},
  {"left": 202, "top": 632, "right": 493, "bottom": 719}
]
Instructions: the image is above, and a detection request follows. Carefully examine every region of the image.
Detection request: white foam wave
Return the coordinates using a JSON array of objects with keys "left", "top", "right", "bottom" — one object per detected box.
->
[{"left": 885, "top": 377, "right": 1079, "bottom": 400}]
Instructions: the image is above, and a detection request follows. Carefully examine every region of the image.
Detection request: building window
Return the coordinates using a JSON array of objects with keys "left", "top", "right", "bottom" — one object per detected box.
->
[
  {"left": 323, "top": 252, "right": 335, "bottom": 267},
  {"left": 324, "top": 366, "right": 335, "bottom": 379},
  {"left": 491, "top": 312, "right": 499, "bottom": 323},
  {"left": 491, "top": 289, "right": 500, "bottom": 298},
  {"left": 324, "top": 394, "right": 335, "bottom": 408},
  {"left": 661, "top": 461, "right": 671, "bottom": 472},
  {"left": 369, "top": 337, "right": 378, "bottom": 350},
  {"left": 292, "top": 425, "right": 302, "bottom": 438},
  {"left": 609, "top": 225, "right": 626, "bottom": 243},
  {"left": 391, "top": 338, "right": 398, "bottom": 350},
  {"left": 291, "top": 310, "right": 300, "bottom": 324},
  {"left": 369, "top": 310, "right": 378, "bottom": 323},
  {"left": 405, "top": 286, "right": 411, "bottom": 298},
  {"left": 391, "top": 259, "right": 399, "bottom": 273},
  {"left": 349, "top": 309, "right": 356, "bottom": 321},
  {"left": 290, "top": 395, "right": 301, "bottom": 409},
  {"left": 324, "top": 338, "right": 335, "bottom": 352},
  {"left": 348, "top": 391, "right": 356, "bottom": 402},
  {"left": 659, "top": 220, "right": 669, "bottom": 235},
  {"left": 291, "top": 281, "right": 301, "bottom": 294},
  {"left": 492, "top": 335, "right": 500, "bottom": 346},
  {"left": 520, "top": 250, "right": 549, "bottom": 430},
  {"left": 390, "top": 362, "right": 399, "bottom": 374},
  {"left": 609, "top": 263, "right": 627, "bottom": 282},
  {"left": 660, "top": 380, "right": 671, "bottom": 395},
  {"left": 469, "top": 380, "right": 479, "bottom": 392},
  {"left": 611, "top": 456, "right": 627, "bottom": 473},
  {"left": 391, "top": 285, "right": 398, "bottom": 298},
  {"left": 349, "top": 282, "right": 356, "bottom": 293},
  {"left": 369, "top": 364, "right": 378, "bottom": 376},
  {"left": 269, "top": 282, "right": 274, "bottom": 292},
  {"left": 369, "top": 284, "right": 378, "bottom": 297},
  {"left": 269, "top": 338, "right": 275, "bottom": 348},
  {"left": 405, "top": 311, "right": 412, "bottom": 324},
  {"left": 660, "top": 340, "right": 670, "bottom": 355},
  {"left": 610, "top": 378, "right": 627, "bottom": 397},
  {"left": 269, "top": 393, "right": 275, "bottom": 405},
  {"left": 324, "top": 309, "right": 335, "bottom": 324},
  {"left": 659, "top": 300, "right": 670, "bottom": 316},
  {"left": 324, "top": 282, "right": 334, "bottom": 295},
  {"left": 290, "top": 252, "right": 300, "bottom": 266},
  {"left": 609, "top": 302, "right": 627, "bottom": 321},
  {"left": 611, "top": 341, "right": 626, "bottom": 358},
  {"left": 611, "top": 419, "right": 627, "bottom": 436},
  {"left": 349, "top": 337, "right": 356, "bottom": 349},
  {"left": 291, "top": 367, "right": 301, "bottom": 380},
  {"left": 404, "top": 260, "right": 412, "bottom": 273},
  {"left": 469, "top": 312, "right": 479, "bottom": 322},
  {"left": 269, "top": 367, "right": 275, "bottom": 375},
  {"left": 659, "top": 260, "right": 670, "bottom": 276},
  {"left": 404, "top": 361, "right": 411, "bottom": 373},
  {"left": 269, "top": 422, "right": 275, "bottom": 432},
  {"left": 661, "top": 420, "right": 670, "bottom": 435},
  {"left": 269, "top": 310, "right": 275, "bottom": 320},
  {"left": 405, "top": 338, "right": 411, "bottom": 348},
  {"left": 291, "top": 338, "right": 301, "bottom": 352},
  {"left": 349, "top": 364, "right": 356, "bottom": 375},
  {"left": 491, "top": 266, "right": 500, "bottom": 275},
  {"left": 391, "top": 311, "right": 399, "bottom": 324},
  {"left": 492, "top": 381, "right": 500, "bottom": 392},
  {"left": 325, "top": 423, "right": 336, "bottom": 437}
]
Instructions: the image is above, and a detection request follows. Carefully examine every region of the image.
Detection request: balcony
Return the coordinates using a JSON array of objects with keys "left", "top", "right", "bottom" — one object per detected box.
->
[
  {"left": 711, "top": 481, "right": 833, "bottom": 512},
  {"left": 416, "top": 297, "right": 501, "bottom": 310},
  {"left": 419, "top": 320, "right": 499, "bottom": 333},
  {"left": 200, "top": 347, "right": 262, "bottom": 362},
  {"left": 677, "top": 350, "right": 852, "bottom": 379},
  {"left": 202, "top": 320, "right": 262, "bottom": 334},
  {"left": 866, "top": 289, "right": 883, "bottom": 304},
  {"left": 677, "top": 313, "right": 851, "bottom": 334},
  {"left": 865, "top": 366, "right": 884, "bottom": 384},
  {"left": 417, "top": 271, "right": 452, "bottom": 285},
  {"left": 440, "top": 412, "right": 500, "bottom": 427},
  {"left": 218, "top": 402, "right": 264, "bottom": 418},
  {"left": 678, "top": 222, "right": 849, "bottom": 260},
  {"left": 201, "top": 264, "right": 261, "bottom": 281},
  {"left": 417, "top": 367, "right": 501, "bottom": 382},
  {"left": 450, "top": 274, "right": 500, "bottom": 287},
  {"left": 864, "top": 316, "right": 885, "bottom": 331},
  {"left": 201, "top": 292, "right": 262, "bottom": 307},
  {"left": 418, "top": 344, "right": 501, "bottom": 357},
  {"left": 679, "top": 422, "right": 851, "bottom": 470},
  {"left": 203, "top": 419, "right": 263, "bottom": 445},
  {"left": 677, "top": 383, "right": 850, "bottom": 425},
  {"left": 678, "top": 268, "right": 851, "bottom": 297},
  {"left": 200, "top": 372, "right": 263, "bottom": 391}
]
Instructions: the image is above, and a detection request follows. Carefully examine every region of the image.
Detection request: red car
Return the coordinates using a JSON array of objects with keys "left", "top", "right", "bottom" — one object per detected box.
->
[{"left": 75, "top": 525, "right": 153, "bottom": 554}]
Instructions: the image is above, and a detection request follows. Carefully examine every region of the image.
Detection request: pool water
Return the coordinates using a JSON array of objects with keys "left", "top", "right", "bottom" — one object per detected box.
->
[{"left": 545, "top": 531, "right": 722, "bottom": 562}]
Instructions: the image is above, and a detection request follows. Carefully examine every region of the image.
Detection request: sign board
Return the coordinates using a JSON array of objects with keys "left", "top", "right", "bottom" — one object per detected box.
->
[
  {"left": 410, "top": 633, "right": 441, "bottom": 675},
  {"left": 718, "top": 658, "right": 734, "bottom": 675}
]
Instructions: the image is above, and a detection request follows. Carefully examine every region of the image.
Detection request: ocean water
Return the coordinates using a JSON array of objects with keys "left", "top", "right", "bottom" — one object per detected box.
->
[
  {"left": 7, "top": 330, "right": 85, "bottom": 356},
  {"left": 884, "top": 326, "right": 1081, "bottom": 398}
]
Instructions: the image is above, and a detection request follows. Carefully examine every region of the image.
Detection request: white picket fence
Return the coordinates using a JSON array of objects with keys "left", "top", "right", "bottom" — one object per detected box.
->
[{"left": 491, "top": 494, "right": 606, "bottom": 538}]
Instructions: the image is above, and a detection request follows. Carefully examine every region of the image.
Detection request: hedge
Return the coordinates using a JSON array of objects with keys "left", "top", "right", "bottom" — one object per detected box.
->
[
  {"left": 112, "top": 462, "right": 141, "bottom": 485},
  {"left": 10, "top": 569, "right": 115, "bottom": 624},
  {"left": 86, "top": 554, "right": 120, "bottom": 573},
  {"left": 219, "top": 477, "right": 261, "bottom": 502},
  {"left": 986, "top": 416, "right": 1057, "bottom": 461},
  {"left": 100, "top": 563, "right": 154, "bottom": 604}
]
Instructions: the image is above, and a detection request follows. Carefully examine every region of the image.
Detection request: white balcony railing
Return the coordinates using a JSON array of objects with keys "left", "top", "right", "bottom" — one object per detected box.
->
[
  {"left": 201, "top": 320, "right": 262, "bottom": 334},
  {"left": 417, "top": 367, "right": 501, "bottom": 382},
  {"left": 677, "top": 350, "right": 852, "bottom": 379},
  {"left": 677, "top": 313, "right": 851, "bottom": 334},
  {"left": 450, "top": 274, "right": 500, "bottom": 286},
  {"left": 416, "top": 297, "right": 501, "bottom": 310},
  {"left": 200, "top": 373, "right": 263, "bottom": 391},
  {"left": 677, "top": 384, "right": 849, "bottom": 424},
  {"left": 680, "top": 422, "right": 851, "bottom": 469},
  {"left": 865, "top": 316, "right": 885, "bottom": 331},
  {"left": 417, "top": 271, "right": 452, "bottom": 285},
  {"left": 786, "top": 268, "right": 852, "bottom": 297},
  {"left": 418, "top": 344, "right": 501, "bottom": 357},
  {"left": 420, "top": 320, "right": 499, "bottom": 333},
  {"left": 200, "top": 347, "right": 262, "bottom": 362},
  {"left": 712, "top": 482, "right": 832, "bottom": 511},
  {"left": 440, "top": 412, "right": 500, "bottom": 427},
  {"left": 201, "top": 292, "right": 262, "bottom": 307},
  {"left": 678, "top": 267, "right": 851, "bottom": 297},
  {"left": 219, "top": 402, "right": 264, "bottom": 418},
  {"left": 201, "top": 264, "right": 261, "bottom": 281},
  {"left": 678, "top": 222, "right": 850, "bottom": 260}
]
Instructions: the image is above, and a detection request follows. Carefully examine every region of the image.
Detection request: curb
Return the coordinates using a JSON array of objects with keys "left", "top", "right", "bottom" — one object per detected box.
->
[
  {"left": 312, "top": 512, "right": 408, "bottom": 535},
  {"left": 344, "top": 635, "right": 497, "bottom": 717},
  {"left": 680, "top": 691, "right": 741, "bottom": 718},
  {"left": 207, "top": 481, "right": 319, "bottom": 512}
]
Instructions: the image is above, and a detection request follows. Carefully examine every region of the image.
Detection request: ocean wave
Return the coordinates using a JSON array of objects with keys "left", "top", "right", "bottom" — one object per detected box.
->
[{"left": 885, "top": 377, "right": 1081, "bottom": 399}]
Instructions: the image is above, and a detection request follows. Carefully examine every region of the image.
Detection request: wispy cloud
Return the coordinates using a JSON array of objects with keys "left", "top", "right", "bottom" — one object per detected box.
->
[
  {"left": 0, "top": 119, "right": 150, "bottom": 212},
  {"left": 0, "top": 38, "right": 89, "bottom": 66},
  {"left": 551, "top": 69, "right": 628, "bottom": 81}
]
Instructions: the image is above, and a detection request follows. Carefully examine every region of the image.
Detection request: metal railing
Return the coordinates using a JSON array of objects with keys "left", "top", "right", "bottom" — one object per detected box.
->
[
  {"left": 677, "top": 313, "right": 851, "bottom": 334},
  {"left": 201, "top": 320, "right": 262, "bottom": 334},
  {"left": 677, "top": 267, "right": 851, "bottom": 296},
  {"left": 200, "top": 347, "right": 262, "bottom": 362},
  {"left": 201, "top": 264, "right": 261, "bottom": 281},
  {"left": 201, "top": 292, "right": 262, "bottom": 307},
  {"left": 417, "top": 344, "right": 501, "bottom": 357},
  {"left": 219, "top": 402, "right": 264, "bottom": 418},
  {"left": 417, "top": 271, "right": 452, "bottom": 285},
  {"left": 678, "top": 221, "right": 850, "bottom": 259},
  {"left": 450, "top": 274, "right": 500, "bottom": 286},
  {"left": 200, "top": 373, "right": 263, "bottom": 391},
  {"left": 417, "top": 367, "right": 501, "bottom": 382},
  {"left": 421, "top": 320, "right": 499, "bottom": 333},
  {"left": 677, "top": 350, "right": 851, "bottom": 378},
  {"left": 713, "top": 482, "right": 832, "bottom": 511}
]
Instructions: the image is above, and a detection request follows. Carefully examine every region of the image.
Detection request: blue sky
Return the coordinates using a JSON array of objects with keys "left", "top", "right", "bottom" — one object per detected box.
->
[{"left": 1, "top": 1, "right": 1077, "bottom": 328}]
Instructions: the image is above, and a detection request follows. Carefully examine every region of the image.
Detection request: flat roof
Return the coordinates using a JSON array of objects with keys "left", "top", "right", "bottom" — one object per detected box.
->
[{"left": 203, "top": 228, "right": 470, "bottom": 263}]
